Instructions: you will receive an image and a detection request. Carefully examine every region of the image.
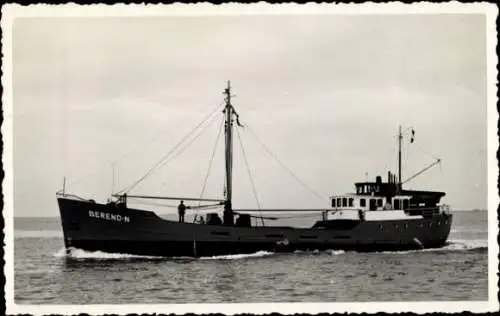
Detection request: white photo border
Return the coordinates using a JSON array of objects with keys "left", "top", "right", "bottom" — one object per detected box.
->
[{"left": 2, "top": 2, "right": 498, "bottom": 314}]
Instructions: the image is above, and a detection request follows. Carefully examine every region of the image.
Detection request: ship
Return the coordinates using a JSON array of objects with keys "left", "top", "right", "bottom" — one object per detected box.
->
[{"left": 57, "top": 82, "right": 453, "bottom": 257}]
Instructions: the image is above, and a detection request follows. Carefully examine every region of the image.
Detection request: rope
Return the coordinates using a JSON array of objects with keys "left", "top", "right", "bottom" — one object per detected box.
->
[
  {"left": 66, "top": 102, "right": 224, "bottom": 191},
  {"left": 198, "top": 117, "right": 224, "bottom": 203},
  {"left": 128, "top": 199, "right": 223, "bottom": 211},
  {"left": 401, "top": 130, "right": 442, "bottom": 185},
  {"left": 412, "top": 141, "right": 441, "bottom": 161},
  {"left": 121, "top": 104, "right": 223, "bottom": 193},
  {"left": 130, "top": 200, "right": 179, "bottom": 208},
  {"left": 159, "top": 113, "right": 220, "bottom": 168},
  {"left": 402, "top": 159, "right": 441, "bottom": 185},
  {"left": 235, "top": 126, "right": 264, "bottom": 226},
  {"left": 245, "top": 125, "right": 326, "bottom": 203},
  {"left": 196, "top": 117, "right": 224, "bottom": 218}
]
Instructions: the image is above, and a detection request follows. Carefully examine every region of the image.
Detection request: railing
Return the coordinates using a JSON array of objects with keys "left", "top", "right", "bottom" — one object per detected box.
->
[
  {"left": 331, "top": 207, "right": 361, "bottom": 211},
  {"left": 55, "top": 192, "right": 91, "bottom": 201}
]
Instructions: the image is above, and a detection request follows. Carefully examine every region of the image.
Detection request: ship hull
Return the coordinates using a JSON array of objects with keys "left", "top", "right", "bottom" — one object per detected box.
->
[{"left": 58, "top": 198, "right": 453, "bottom": 257}]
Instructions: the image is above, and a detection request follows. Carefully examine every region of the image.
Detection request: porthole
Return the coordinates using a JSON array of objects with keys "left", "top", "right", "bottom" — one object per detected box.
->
[
  {"left": 437, "top": 221, "right": 441, "bottom": 226},
  {"left": 394, "top": 224, "right": 399, "bottom": 229},
  {"left": 404, "top": 223, "right": 408, "bottom": 229},
  {"left": 379, "top": 224, "right": 384, "bottom": 231},
  {"left": 429, "top": 222, "right": 433, "bottom": 228},
  {"left": 445, "top": 220, "right": 448, "bottom": 225}
]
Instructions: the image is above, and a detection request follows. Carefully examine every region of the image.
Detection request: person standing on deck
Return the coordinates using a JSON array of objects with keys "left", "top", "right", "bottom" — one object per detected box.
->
[{"left": 178, "top": 200, "right": 186, "bottom": 223}]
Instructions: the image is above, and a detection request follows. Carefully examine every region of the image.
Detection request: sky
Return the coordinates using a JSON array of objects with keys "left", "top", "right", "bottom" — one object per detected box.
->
[{"left": 9, "top": 13, "right": 489, "bottom": 217}]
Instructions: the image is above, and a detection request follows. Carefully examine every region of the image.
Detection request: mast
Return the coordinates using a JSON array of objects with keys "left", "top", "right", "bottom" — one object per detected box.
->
[
  {"left": 223, "top": 81, "right": 234, "bottom": 225},
  {"left": 398, "top": 125, "right": 402, "bottom": 193}
]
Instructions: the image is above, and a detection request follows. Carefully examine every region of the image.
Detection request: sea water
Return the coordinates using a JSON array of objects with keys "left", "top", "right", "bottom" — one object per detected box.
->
[{"left": 13, "top": 211, "right": 488, "bottom": 303}]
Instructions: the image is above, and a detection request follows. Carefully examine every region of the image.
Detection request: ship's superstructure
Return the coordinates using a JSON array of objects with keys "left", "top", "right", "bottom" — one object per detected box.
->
[{"left": 57, "top": 82, "right": 452, "bottom": 257}]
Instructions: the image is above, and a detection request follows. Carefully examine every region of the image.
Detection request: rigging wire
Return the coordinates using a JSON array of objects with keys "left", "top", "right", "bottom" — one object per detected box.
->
[
  {"left": 235, "top": 126, "right": 264, "bottom": 226},
  {"left": 198, "top": 117, "right": 224, "bottom": 204},
  {"left": 411, "top": 141, "right": 441, "bottom": 161},
  {"left": 401, "top": 159, "right": 442, "bottom": 185},
  {"left": 158, "top": 112, "right": 220, "bottom": 170},
  {"left": 400, "top": 130, "right": 442, "bottom": 185},
  {"left": 65, "top": 102, "right": 225, "bottom": 192},
  {"left": 129, "top": 200, "right": 179, "bottom": 208},
  {"left": 194, "top": 116, "right": 225, "bottom": 220},
  {"left": 111, "top": 101, "right": 223, "bottom": 166},
  {"left": 120, "top": 104, "right": 224, "bottom": 193},
  {"left": 244, "top": 125, "right": 327, "bottom": 203},
  {"left": 130, "top": 199, "right": 223, "bottom": 210}
]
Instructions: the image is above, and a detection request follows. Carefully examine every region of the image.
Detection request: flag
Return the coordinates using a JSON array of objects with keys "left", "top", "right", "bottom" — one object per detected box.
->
[{"left": 410, "top": 129, "right": 415, "bottom": 143}]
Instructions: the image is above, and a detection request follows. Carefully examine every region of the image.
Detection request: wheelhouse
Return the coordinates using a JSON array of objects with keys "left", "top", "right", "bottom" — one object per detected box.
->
[{"left": 330, "top": 194, "right": 412, "bottom": 211}]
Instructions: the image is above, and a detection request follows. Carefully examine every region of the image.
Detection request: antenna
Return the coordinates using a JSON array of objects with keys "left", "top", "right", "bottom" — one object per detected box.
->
[{"left": 62, "top": 177, "right": 66, "bottom": 195}]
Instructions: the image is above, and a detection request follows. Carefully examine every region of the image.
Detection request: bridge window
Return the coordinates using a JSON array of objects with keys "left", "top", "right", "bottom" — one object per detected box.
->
[
  {"left": 403, "top": 199, "right": 409, "bottom": 210},
  {"left": 377, "top": 199, "right": 383, "bottom": 207},
  {"left": 342, "top": 197, "right": 348, "bottom": 207},
  {"left": 337, "top": 198, "right": 341, "bottom": 207},
  {"left": 349, "top": 198, "right": 354, "bottom": 207},
  {"left": 360, "top": 198, "right": 366, "bottom": 207},
  {"left": 369, "top": 199, "right": 377, "bottom": 211},
  {"left": 394, "top": 199, "right": 401, "bottom": 210},
  {"left": 332, "top": 199, "right": 336, "bottom": 207}
]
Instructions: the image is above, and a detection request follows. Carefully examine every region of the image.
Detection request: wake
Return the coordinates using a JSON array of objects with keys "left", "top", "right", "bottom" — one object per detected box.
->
[
  {"left": 199, "top": 251, "right": 274, "bottom": 260},
  {"left": 54, "top": 247, "right": 275, "bottom": 261},
  {"left": 54, "top": 247, "right": 162, "bottom": 260},
  {"left": 53, "top": 239, "right": 487, "bottom": 261},
  {"left": 374, "top": 239, "right": 488, "bottom": 255}
]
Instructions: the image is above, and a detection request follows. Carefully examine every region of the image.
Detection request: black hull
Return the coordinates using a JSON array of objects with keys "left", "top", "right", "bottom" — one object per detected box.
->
[{"left": 58, "top": 198, "right": 453, "bottom": 258}]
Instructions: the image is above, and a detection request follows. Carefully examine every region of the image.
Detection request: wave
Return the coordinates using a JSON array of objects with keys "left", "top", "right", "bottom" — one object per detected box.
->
[
  {"left": 450, "top": 228, "right": 488, "bottom": 234},
  {"left": 444, "top": 239, "right": 488, "bottom": 251},
  {"left": 376, "top": 239, "right": 488, "bottom": 255},
  {"left": 293, "top": 249, "right": 345, "bottom": 256},
  {"left": 54, "top": 247, "right": 162, "bottom": 260},
  {"left": 54, "top": 247, "right": 275, "bottom": 261},
  {"left": 199, "top": 251, "right": 274, "bottom": 260},
  {"left": 329, "top": 250, "right": 346, "bottom": 255},
  {"left": 293, "top": 239, "right": 486, "bottom": 256},
  {"left": 53, "top": 238, "right": 486, "bottom": 261}
]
